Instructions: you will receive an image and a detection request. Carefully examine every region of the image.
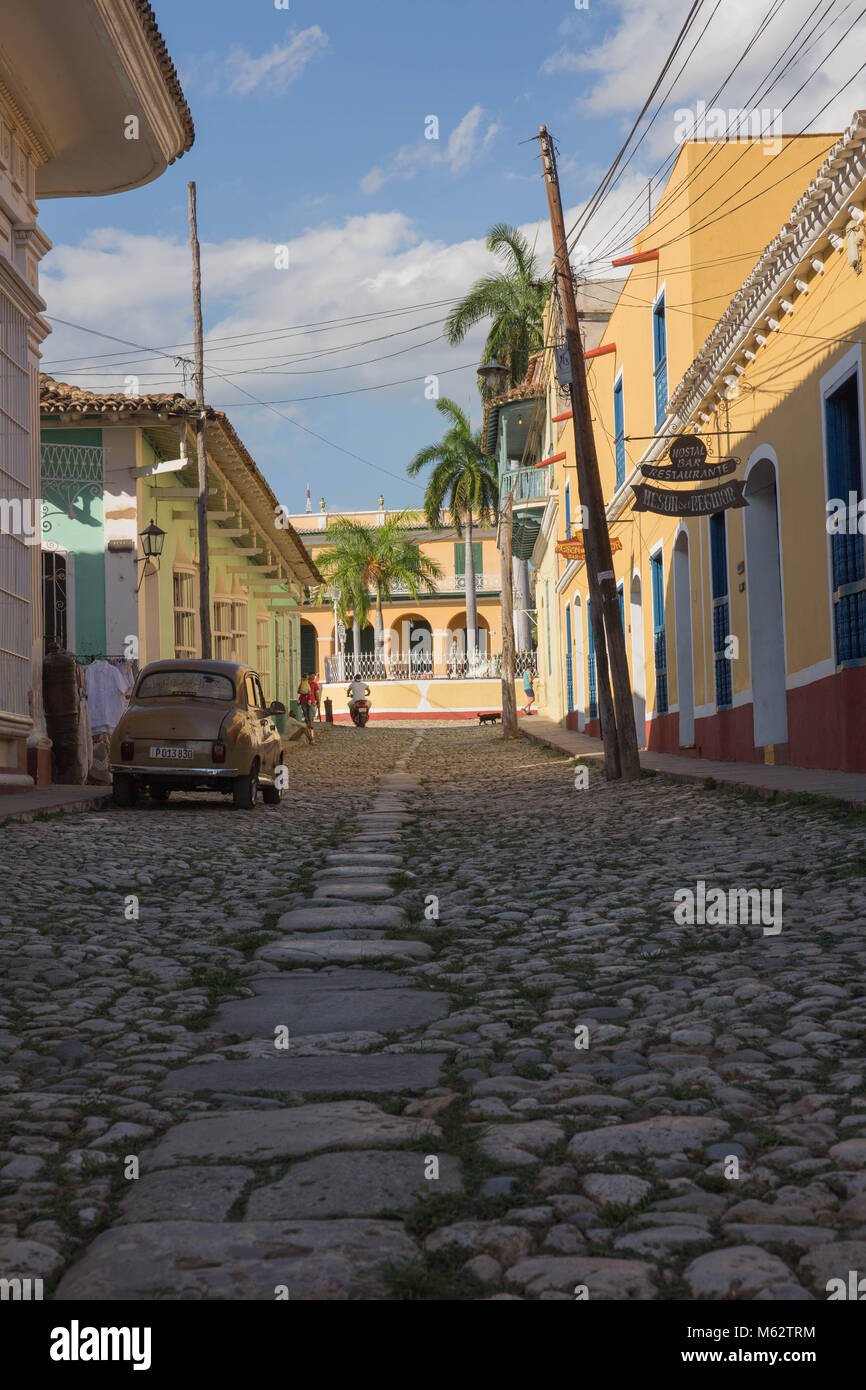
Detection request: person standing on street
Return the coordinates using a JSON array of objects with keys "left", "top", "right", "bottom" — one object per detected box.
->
[
  {"left": 310, "top": 669, "right": 323, "bottom": 722},
  {"left": 522, "top": 664, "right": 537, "bottom": 716},
  {"left": 298, "top": 673, "right": 314, "bottom": 729}
]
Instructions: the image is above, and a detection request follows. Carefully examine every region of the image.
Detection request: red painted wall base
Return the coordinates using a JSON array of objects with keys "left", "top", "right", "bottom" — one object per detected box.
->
[{"left": 562, "top": 666, "right": 866, "bottom": 772}]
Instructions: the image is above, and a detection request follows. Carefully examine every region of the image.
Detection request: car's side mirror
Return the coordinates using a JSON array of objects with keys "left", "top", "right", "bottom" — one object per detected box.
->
[{"left": 268, "top": 701, "right": 286, "bottom": 715}]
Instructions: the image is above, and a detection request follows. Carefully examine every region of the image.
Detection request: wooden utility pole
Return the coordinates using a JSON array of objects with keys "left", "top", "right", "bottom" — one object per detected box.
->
[
  {"left": 539, "top": 126, "right": 640, "bottom": 780},
  {"left": 498, "top": 491, "right": 519, "bottom": 738},
  {"left": 188, "top": 181, "right": 212, "bottom": 659}
]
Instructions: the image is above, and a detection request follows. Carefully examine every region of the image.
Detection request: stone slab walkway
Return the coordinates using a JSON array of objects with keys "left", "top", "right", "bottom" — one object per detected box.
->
[
  {"left": 522, "top": 716, "right": 866, "bottom": 804},
  {"left": 46, "top": 731, "right": 466, "bottom": 1300}
]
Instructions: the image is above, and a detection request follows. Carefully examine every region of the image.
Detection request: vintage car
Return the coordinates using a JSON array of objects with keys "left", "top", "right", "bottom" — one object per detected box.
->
[{"left": 109, "top": 659, "right": 299, "bottom": 809}]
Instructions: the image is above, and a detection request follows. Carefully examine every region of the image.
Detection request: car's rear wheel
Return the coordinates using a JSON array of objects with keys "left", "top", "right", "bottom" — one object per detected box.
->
[
  {"left": 233, "top": 761, "right": 259, "bottom": 809},
  {"left": 149, "top": 785, "right": 170, "bottom": 802},
  {"left": 112, "top": 774, "right": 138, "bottom": 808},
  {"left": 262, "top": 774, "right": 282, "bottom": 806}
]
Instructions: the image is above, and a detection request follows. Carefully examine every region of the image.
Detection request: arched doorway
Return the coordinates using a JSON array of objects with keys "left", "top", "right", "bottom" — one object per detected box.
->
[
  {"left": 344, "top": 624, "right": 375, "bottom": 657},
  {"left": 630, "top": 573, "right": 646, "bottom": 748},
  {"left": 564, "top": 604, "right": 574, "bottom": 713},
  {"left": 744, "top": 456, "right": 788, "bottom": 748},
  {"left": 300, "top": 621, "right": 318, "bottom": 676},
  {"left": 673, "top": 529, "right": 695, "bottom": 748},
  {"left": 573, "top": 594, "right": 585, "bottom": 730},
  {"left": 447, "top": 613, "right": 490, "bottom": 671}
]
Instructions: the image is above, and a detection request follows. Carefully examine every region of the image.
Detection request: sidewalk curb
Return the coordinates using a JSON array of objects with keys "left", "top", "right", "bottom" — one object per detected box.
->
[
  {"left": 0, "top": 788, "right": 112, "bottom": 825},
  {"left": 520, "top": 723, "right": 866, "bottom": 811}
]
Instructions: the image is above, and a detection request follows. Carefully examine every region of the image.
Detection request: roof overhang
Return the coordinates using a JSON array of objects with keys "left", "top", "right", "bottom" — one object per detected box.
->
[{"left": 0, "top": 0, "right": 193, "bottom": 197}]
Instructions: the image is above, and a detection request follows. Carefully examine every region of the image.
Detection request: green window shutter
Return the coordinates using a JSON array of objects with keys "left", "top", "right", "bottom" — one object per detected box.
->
[{"left": 454, "top": 542, "right": 483, "bottom": 576}]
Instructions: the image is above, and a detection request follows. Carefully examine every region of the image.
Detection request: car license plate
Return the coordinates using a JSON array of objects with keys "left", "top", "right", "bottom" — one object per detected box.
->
[{"left": 149, "top": 746, "right": 194, "bottom": 760}]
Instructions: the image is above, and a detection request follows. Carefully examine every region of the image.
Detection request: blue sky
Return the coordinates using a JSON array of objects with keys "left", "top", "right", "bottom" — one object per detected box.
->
[{"left": 38, "top": 0, "right": 863, "bottom": 512}]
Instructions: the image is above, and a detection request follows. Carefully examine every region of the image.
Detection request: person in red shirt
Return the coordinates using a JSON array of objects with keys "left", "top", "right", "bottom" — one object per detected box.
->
[{"left": 309, "top": 670, "right": 322, "bottom": 722}]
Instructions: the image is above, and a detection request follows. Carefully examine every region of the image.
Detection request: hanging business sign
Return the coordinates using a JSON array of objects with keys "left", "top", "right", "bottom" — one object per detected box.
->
[
  {"left": 632, "top": 480, "right": 748, "bottom": 516},
  {"left": 641, "top": 457, "right": 738, "bottom": 481},
  {"left": 640, "top": 433, "right": 739, "bottom": 482},
  {"left": 555, "top": 535, "right": 623, "bottom": 562},
  {"left": 669, "top": 435, "right": 707, "bottom": 468}
]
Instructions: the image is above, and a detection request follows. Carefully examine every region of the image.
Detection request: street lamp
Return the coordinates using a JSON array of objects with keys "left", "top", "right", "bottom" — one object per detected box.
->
[
  {"left": 477, "top": 360, "right": 509, "bottom": 394},
  {"left": 139, "top": 519, "right": 165, "bottom": 561},
  {"left": 136, "top": 519, "right": 165, "bottom": 591}
]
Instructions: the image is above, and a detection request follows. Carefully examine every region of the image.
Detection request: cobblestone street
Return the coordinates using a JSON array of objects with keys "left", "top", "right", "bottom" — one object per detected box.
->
[{"left": 1, "top": 725, "right": 865, "bottom": 1300}]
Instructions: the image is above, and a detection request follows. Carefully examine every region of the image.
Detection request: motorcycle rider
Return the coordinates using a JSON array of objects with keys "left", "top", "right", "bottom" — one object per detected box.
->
[{"left": 347, "top": 672, "right": 371, "bottom": 722}]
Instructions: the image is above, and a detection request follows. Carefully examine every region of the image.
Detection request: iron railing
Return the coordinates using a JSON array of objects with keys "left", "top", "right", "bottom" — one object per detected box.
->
[
  {"left": 500, "top": 464, "right": 551, "bottom": 504},
  {"left": 325, "top": 648, "right": 538, "bottom": 684}
]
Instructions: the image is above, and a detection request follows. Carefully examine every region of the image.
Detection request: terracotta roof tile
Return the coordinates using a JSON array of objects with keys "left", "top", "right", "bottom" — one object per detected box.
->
[
  {"left": 40, "top": 377, "right": 319, "bottom": 586},
  {"left": 133, "top": 0, "right": 194, "bottom": 156}
]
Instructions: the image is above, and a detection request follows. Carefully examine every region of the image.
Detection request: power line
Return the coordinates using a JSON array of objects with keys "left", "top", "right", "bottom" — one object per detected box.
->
[
  {"left": 595, "top": 0, "right": 866, "bottom": 265},
  {"left": 565, "top": 1, "right": 709, "bottom": 256},
  {"left": 585, "top": 0, "right": 836, "bottom": 264},
  {"left": 583, "top": 0, "right": 848, "bottom": 267},
  {"left": 42, "top": 294, "right": 464, "bottom": 368}
]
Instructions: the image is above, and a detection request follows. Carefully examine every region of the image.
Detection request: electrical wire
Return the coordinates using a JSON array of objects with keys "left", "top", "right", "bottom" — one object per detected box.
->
[
  {"left": 585, "top": 0, "right": 830, "bottom": 263},
  {"left": 595, "top": 0, "right": 866, "bottom": 265}
]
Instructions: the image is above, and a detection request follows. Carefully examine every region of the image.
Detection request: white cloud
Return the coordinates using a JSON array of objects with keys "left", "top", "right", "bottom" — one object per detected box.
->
[
  {"left": 359, "top": 105, "right": 500, "bottom": 193},
  {"left": 38, "top": 197, "right": 633, "bottom": 501},
  {"left": 225, "top": 27, "right": 329, "bottom": 97},
  {"left": 446, "top": 106, "right": 501, "bottom": 173},
  {"left": 542, "top": 0, "right": 866, "bottom": 152}
]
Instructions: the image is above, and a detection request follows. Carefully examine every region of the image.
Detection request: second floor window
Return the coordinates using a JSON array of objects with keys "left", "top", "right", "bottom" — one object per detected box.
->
[
  {"left": 653, "top": 292, "right": 668, "bottom": 429},
  {"left": 614, "top": 373, "right": 625, "bottom": 489},
  {"left": 564, "top": 481, "right": 572, "bottom": 539}
]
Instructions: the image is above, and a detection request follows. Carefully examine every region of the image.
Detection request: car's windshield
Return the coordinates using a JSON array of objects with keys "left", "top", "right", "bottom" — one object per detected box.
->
[{"left": 137, "top": 671, "right": 234, "bottom": 701}]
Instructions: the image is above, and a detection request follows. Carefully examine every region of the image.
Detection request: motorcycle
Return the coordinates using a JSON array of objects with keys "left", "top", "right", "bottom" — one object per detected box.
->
[{"left": 349, "top": 698, "right": 370, "bottom": 727}]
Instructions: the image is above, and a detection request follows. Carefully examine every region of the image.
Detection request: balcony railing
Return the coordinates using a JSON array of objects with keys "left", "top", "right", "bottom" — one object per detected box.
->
[
  {"left": 325, "top": 648, "right": 538, "bottom": 684},
  {"left": 388, "top": 572, "right": 501, "bottom": 597},
  {"left": 500, "top": 464, "right": 551, "bottom": 505}
]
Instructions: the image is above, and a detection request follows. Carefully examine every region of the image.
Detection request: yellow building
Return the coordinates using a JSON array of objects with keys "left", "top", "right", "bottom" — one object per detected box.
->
[
  {"left": 285, "top": 502, "right": 507, "bottom": 679},
  {"left": 533, "top": 123, "right": 866, "bottom": 773}
]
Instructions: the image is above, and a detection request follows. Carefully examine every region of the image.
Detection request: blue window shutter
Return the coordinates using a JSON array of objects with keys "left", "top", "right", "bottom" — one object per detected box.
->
[
  {"left": 825, "top": 374, "right": 866, "bottom": 661},
  {"left": 565, "top": 482, "right": 571, "bottom": 539},
  {"left": 586, "top": 599, "right": 597, "bottom": 719},
  {"left": 650, "top": 552, "right": 668, "bottom": 715},
  {"left": 614, "top": 377, "right": 625, "bottom": 489},
  {"left": 709, "top": 512, "right": 728, "bottom": 599},
  {"left": 653, "top": 295, "right": 668, "bottom": 428}
]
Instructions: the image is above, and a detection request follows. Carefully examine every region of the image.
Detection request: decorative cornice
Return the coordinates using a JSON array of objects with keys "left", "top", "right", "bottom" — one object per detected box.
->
[
  {"left": 93, "top": 0, "right": 194, "bottom": 161},
  {"left": 669, "top": 110, "right": 866, "bottom": 422},
  {"left": 0, "top": 75, "right": 54, "bottom": 165}
]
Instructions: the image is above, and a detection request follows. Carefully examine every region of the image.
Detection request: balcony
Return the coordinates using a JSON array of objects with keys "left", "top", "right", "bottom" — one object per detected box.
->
[
  {"left": 500, "top": 463, "right": 552, "bottom": 505},
  {"left": 379, "top": 573, "right": 502, "bottom": 598}
]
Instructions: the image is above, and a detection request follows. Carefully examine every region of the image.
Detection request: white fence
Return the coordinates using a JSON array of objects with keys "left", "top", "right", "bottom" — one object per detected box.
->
[{"left": 325, "top": 649, "right": 537, "bottom": 683}]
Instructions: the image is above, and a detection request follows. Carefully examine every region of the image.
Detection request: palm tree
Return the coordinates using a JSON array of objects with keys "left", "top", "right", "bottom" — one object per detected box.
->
[
  {"left": 444, "top": 223, "right": 550, "bottom": 392},
  {"left": 314, "top": 534, "right": 371, "bottom": 672},
  {"left": 408, "top": 397, "right": 498, "bottom": 657},
  {"left": 321, "top": 513, "right": 441, "bottom": 673}
]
